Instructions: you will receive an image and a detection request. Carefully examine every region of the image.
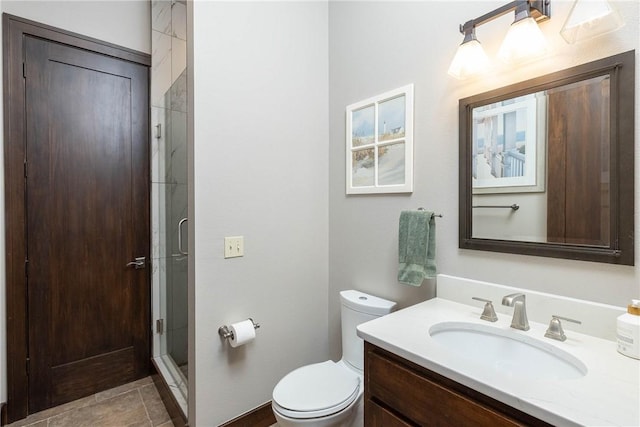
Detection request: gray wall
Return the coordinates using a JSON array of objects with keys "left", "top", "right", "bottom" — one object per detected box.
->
[
  {"left": 0, "top": 0, "right": 150, "bottom": 405},
  {"left": 191, "top": 2, "right": 329, "bottom": 424},
  {"left": 328, "top": 0, "right": 640, "bottom": 361}
]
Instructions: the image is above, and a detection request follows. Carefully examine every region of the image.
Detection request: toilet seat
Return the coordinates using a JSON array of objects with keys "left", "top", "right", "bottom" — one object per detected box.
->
[{"left": 272, "top": 361, "right": 360, "bottom": 419}]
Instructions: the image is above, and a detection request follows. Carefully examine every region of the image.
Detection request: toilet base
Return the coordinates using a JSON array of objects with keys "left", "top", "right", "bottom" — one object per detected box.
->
[{"left": 272, "top": 396, "right": 363, "bottom": 427}]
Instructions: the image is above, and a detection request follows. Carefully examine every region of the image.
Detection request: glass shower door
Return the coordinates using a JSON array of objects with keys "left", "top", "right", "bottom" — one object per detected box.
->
[
  {"left": 151, "top": 96, "right": 189, "bottom": 413},
  {"left": 151, "top": 0, "right": 189, "bottom": 416}
]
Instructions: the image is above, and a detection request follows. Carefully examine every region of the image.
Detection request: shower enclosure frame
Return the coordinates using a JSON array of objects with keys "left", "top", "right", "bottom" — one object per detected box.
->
[{"left": 150, "top": 0, "right": 190, "bottom": 423}]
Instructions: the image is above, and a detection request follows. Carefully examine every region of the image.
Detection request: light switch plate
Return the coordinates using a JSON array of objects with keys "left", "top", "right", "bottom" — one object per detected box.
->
[{"left": 224, "top": 236, "right": 244, "bottom": 258}]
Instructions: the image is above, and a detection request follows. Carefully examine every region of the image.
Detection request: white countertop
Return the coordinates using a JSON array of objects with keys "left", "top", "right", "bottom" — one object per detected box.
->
[{"left": 357, "top": 298, "right": 640, "bottom": 427}]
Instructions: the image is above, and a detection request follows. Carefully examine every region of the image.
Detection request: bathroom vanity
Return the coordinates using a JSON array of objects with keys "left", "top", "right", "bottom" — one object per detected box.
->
[
  {"left": 357, "top": 275, "right": 640, "bottom": 427},
  {"left": 364, "top": 342, "right": 550, "bottom": 426}
]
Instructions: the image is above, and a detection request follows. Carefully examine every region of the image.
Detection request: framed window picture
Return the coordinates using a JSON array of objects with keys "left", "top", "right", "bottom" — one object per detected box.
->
[
  {"left": 471, "top": 93, "right": 546, "bottom": 194},
  {"left": 346, "top": 84, "right": 414, "bottom": 194}
]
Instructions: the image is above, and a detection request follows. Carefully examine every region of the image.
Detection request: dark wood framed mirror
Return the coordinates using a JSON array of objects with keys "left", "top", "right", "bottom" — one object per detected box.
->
[{"left": 459, "top": 50, "right": 635, "bottom": 265}]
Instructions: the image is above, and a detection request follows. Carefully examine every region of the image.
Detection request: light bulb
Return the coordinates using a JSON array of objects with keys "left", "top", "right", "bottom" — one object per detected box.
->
[
  {"left": 448, "top": 39, "right": 490, "bottom": 79},
  {"left": 498, "top": 16, "right": 548, "bottom": 64}
]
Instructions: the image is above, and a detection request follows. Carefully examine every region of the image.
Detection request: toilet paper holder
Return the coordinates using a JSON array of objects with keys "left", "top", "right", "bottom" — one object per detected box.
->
[{"left": 218, "top": 318, "right": 260, "bottom": 340}]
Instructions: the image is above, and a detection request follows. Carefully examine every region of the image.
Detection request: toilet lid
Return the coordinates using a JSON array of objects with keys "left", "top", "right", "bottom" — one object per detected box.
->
[{"left": 272, "top": 361, "right": 360, "bottom": 417}]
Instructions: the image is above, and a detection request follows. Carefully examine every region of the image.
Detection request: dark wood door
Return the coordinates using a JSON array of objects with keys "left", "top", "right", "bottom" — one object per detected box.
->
[
  {"left": 547, "top": 77, "right": 610, "bottom": 246},
  {"left": 24, "top": 35, "right": 150, "bottom": 412}
]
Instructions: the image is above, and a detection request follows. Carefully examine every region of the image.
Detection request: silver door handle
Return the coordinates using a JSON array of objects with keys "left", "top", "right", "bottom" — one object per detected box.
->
[
  {"left": 178, "top": 217, "right": 188, "bottom": 256},
  {"left": 126, "top": 256, "right": 146, "bottom": 269}
]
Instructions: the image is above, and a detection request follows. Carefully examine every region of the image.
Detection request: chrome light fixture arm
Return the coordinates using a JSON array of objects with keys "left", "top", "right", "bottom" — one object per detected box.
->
[{"left": 459, "top": 0, "right": 550, "bottom": 35}]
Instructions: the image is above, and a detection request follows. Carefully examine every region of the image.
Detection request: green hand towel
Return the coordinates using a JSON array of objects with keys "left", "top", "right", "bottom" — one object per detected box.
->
[{"left": 398, "top": 210, "right": 436, "bottom": 286}]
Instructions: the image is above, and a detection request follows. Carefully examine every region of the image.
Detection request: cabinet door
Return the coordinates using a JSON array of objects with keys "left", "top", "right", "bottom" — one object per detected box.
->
[
  {"left": 366, "top": 399, "right": 414, "bottom": 427},
  {"left": 364, "top": 343, "right": 554, "bottom": 427}
]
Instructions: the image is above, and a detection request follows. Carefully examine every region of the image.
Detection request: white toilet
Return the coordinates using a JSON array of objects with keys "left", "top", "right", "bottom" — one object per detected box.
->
[{"left": 272, "top": 290, "right": 396, "bottom": 427}]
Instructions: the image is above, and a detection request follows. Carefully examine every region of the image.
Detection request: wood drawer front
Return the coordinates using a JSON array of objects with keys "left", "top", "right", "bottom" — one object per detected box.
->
[
  {"left": 365, "top": 399, "right": 414, "bottom": 427},
  {"left": 367, "top": 350, "right": 524, "bottom": 427}
]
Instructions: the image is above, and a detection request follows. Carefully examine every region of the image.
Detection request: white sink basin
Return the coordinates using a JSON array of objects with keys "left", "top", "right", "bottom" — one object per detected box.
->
[{"left": 429, "top": 322, "right": 587, "bottom": 380}]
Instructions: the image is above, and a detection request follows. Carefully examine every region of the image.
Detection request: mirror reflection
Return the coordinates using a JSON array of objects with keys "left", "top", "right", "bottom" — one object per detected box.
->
[
  {"left": 472, "top": 75, "right": 610, "bottom": 246},
  {"left": 459, "top": 50, "right": 634, "bottom": 265}
]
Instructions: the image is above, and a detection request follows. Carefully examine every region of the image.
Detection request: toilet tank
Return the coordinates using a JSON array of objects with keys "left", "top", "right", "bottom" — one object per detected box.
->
[{"left": 340, "top": 290, "right": 396, "bottom": 371}]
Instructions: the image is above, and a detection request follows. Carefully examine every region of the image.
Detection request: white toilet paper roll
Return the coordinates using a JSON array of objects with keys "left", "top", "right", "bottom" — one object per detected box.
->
[{"left": 229, "top": 319, "right": 256, "bottom": 348}]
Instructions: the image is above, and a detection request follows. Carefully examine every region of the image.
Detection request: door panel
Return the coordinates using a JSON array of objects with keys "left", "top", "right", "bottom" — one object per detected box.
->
[
  {"left": 24, "top": 35, "right": 150, "bottom": 412},
  {"left": 547, "top": 77, "right": 610, "bottom": 246}
]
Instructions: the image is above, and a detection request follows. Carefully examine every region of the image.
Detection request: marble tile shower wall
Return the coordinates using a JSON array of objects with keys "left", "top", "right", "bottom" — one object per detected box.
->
[{"left": 151, "top": 0, "right": 188, "bottom": 367}]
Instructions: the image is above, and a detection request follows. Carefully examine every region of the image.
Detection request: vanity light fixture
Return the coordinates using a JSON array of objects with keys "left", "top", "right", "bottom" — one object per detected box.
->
[
  {"left": 447, "top": 26, "right": 490, "bottom": 79},
  {"left": 448, "top": 0, "right": 551, "bottom": 79},
  {"left": 560, "top": 0, "right": 624, "bottom": 44},
  {"left": 498, "top": 1, "right": 549, "bottom": 63}
]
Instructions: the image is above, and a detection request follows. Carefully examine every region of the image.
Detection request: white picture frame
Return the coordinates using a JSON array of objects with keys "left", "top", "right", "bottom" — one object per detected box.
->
[
  {"left": 346, "top": 84, "right": 414, "bottom": 194},
  {"left": 471, "top": 93, "right": 546, "bottom": 194}
]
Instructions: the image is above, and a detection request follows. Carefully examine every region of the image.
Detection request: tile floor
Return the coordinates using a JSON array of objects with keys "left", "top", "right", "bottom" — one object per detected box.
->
[{"left": 6, "top": 377, "right": 173, "bottom": 427}]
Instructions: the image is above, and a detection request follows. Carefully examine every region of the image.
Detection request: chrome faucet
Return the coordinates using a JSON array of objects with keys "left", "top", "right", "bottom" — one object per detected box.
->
[{"left": 502, "top": 293, "right": 530, "bottom": 331}]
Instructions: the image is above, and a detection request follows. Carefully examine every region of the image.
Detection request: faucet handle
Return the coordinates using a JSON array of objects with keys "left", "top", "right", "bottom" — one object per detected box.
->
[
  {"left": 471, "top": 297, "right": 498, "bottom": 322},
  {"left": 544, "top": 315, "right": 582, "bottom": 341}
]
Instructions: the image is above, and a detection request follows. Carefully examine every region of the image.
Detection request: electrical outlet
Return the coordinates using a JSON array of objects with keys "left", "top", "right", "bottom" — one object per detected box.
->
[{"left": 224, "top": 236, "right": 244, "bottom": 258}]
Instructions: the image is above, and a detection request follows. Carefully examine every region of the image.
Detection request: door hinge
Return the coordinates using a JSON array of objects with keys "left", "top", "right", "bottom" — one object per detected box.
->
[
  {"left": 23, "top": 62, "right": 26, "bottom": 78},
  {"left": 156, "top": 319, "right": 164, "bottom": 335},
  {"left": 25, "top": 259, "right": 29, "bottom": 277},
  {"left": 24, "top": 160, "right": 28, "bottom": 178},
  {"left": 26, "top": 358, "right": 30, "bottom": 375}
]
